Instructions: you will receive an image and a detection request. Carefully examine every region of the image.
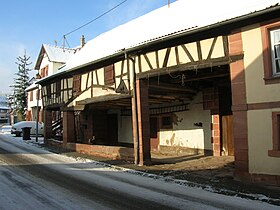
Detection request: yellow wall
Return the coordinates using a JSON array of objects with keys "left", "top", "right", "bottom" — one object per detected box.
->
[
  {"left": 242, "top": 25, "right": 280, "bottom": 104},
  {"left": 242, "top": 24, "right": 280, "bottom": 175},
  {"left": 248, "top": 109, "right": 280, "bottom": 175}
]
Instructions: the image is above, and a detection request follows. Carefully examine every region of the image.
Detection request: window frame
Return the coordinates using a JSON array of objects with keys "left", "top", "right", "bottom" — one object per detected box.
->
[
  {"left": 268, "top": 111, "right": 280, "bottom": 157},
  {"left": 261, "top": 19, "right": 280, "bottom": 84},
  {"left": 270, "top": 28, "right": 280, "bottom": 76}
]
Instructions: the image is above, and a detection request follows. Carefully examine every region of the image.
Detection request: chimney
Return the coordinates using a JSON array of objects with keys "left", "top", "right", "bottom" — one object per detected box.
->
[{"left": 80, "top": 35, "right": 85, "bottom": 48}]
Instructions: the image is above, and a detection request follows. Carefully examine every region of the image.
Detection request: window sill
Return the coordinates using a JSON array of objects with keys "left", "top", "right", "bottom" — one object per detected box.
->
[
  {"left": 268, "top": 150, "right": 280, "bottom": 157},
  {"left": 264, "top": 76, "right": 280, "bottom": 85}
]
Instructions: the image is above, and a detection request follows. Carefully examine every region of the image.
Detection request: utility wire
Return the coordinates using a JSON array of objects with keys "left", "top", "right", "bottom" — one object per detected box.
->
[{"left": 64, "top": 0, "right": 128, "bottom": 37}]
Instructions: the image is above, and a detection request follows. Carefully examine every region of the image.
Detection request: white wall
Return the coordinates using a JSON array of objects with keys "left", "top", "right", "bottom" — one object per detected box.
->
[
  {"left": 118, "top": 115, "right": 133, "bottom": 144},
  {"left": 159, "top": 92, "right": 212, "bottom": 151}
]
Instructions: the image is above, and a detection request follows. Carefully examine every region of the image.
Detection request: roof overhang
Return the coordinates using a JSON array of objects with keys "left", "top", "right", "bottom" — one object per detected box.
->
[{"left": 34, "top": 45, "right": 47, "bottom": 70}]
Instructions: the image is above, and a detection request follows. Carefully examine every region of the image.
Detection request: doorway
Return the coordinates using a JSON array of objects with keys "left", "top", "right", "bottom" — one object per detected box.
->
[{"left": 150, "top": 117, "right": 159, "bottom": 151}]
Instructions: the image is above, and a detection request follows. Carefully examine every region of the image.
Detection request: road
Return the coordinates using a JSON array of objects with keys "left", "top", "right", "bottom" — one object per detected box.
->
[{"left": 0, "top": 134, "right": 278, "bottom": 210}]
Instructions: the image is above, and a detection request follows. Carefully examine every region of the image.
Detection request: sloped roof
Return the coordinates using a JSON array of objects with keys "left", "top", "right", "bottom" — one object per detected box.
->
[
  {"left": 61, "top": 0, "right": 279, "bottom": 72},
  {"left": 25, "top": 82, "right": 37, "bottom": 91},
  {"left": 34, "top": 44, "right": 76, "bottom": 70}
]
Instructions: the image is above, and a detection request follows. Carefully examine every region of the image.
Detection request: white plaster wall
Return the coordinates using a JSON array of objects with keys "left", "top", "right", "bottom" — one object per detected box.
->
[
  {"left": 159, "top": 92, "right": 212, "bottom": 150},
  {"left": 40, "top": 54, "right": 49, "bottom": 71},
  {"left": 28, "top": 89, "right": 42, "bottom": 108},
  {"left": 118, "top": 115, "right": 133, "bottom": 144},
  {"left": 248, "top": 109, "right": 280, "bottom": 175},
  {"left": 52, "top": 62, "right": 64, "bottom": 74}
]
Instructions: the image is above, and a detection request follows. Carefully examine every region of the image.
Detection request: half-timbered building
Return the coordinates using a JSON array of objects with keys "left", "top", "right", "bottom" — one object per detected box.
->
[
  {"left": 26, "top": 44, "right": 76, "bottom": 124},
  {"left": 37, "top": 0, "right": 280, "bottom": 185}
]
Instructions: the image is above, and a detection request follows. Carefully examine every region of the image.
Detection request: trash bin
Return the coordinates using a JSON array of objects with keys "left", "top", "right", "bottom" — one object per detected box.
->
[{"left": 22, "top": 127, "right": 31, "bottom": 140}]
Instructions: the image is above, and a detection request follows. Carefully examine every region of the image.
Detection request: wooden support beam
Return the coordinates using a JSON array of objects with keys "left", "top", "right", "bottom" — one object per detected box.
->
[
  {"left": 207, "top": 37, "right": 218, "bottom": 60},
  {"left": 183, "top": 72, "right": 229, "bottom": 82},
  {"left": 162, "top": 48, "right": 171, "bottom": 68},
  {"left": 143, "top": 54, "right": 154, "bottom": 70},
  {"left": 149, "top": 90, "right": 195, "bottom": 101},
  {"left": 149, "top": 83, "right": 197, "bottom": 93}
]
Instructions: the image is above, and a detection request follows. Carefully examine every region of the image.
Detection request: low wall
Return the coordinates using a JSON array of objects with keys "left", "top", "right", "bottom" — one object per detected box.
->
[
  {"left": 66, "top": 143, "right": 134, "bottom": 160},
  {"left": 46, "top": 139, "right": 63, "bottom": 149},
  {"left": 159, "top": 145, "right": 212, "bottom": 156}
]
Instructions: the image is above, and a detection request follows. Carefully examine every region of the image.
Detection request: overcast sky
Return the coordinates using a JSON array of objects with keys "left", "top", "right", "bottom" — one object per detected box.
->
[{"left": 0, "top": 0, "right": 175, "bottom": 94}]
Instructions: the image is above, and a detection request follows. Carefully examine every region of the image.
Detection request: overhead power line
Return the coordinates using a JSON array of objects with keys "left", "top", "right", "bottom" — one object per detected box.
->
[{"left": 64, "top": 0, "right": 128, "bottom": 37}]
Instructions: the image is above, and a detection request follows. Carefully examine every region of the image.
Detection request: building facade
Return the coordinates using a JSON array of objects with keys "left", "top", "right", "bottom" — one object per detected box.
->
[
  {"left": 37, "top": 1, "right": 280, "bottom": 185},
  {"left": 26, "top": 44, "right": 76, "bottom": 123}
]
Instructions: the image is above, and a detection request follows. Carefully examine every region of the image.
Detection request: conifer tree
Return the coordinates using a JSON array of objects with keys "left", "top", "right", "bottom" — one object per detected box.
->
[{"left": 10, "top": 51, "right": 32, "bottom": 120}]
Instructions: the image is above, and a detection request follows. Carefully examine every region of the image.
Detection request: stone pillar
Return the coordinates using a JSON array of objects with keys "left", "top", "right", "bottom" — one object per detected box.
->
[
  {"left": 63, "top": 111, "right": 75, "bottom": 147},
  {"left": 229, "top": 31, "right": 249, "bottom": 180},
  {"left": 136, "top": 79, "right": 151, "bottom": 166},
  {"left": 44, "top": 109, "right": 52, "bottom": 144},
  {"left": 212, "top": 114, "right": 221, "bottom": 156}
]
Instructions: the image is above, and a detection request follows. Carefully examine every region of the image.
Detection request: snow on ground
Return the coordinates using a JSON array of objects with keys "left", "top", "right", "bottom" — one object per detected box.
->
[{"left": 0, "top": 133, "right": 279, "bottom": 209}]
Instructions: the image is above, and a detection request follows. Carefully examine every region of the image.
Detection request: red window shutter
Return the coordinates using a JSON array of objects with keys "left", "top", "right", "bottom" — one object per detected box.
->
[
  {"left": 45, "top": 65, "right": 48, "bottom": 76},
  {"left": 104, "top": 64, "right": 115, "bottom": 85},
  {"left": 30, "top": 91, "right": 33, "bottom": 102},
  {"left": 73, "top": 75, "right": 81, "bottom": 96},
  {"left": 40, "top": 69, "right": 44, "bottom": 78}
]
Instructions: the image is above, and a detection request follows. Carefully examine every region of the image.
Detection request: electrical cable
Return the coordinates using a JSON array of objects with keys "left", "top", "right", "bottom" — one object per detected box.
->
[{"left": 64, "top": 0, "right": 128, "bottom": 37}]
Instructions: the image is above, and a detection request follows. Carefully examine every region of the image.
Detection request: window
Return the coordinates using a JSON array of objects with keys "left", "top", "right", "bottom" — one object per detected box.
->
[
  {"left": 270, "top": 29, "right": 280, "bottom": 76},
  {"left": 161, "top": 115, "right": 173, "bottom": 129},
  {"left": 261, "top": 20, "right": 280, "bottom": 84},
  {"left": 268, "top": 112, "right": 280, "bottom": 157},
  {"left": 30, "top": 91, "right": 33, "bottom": 101}
]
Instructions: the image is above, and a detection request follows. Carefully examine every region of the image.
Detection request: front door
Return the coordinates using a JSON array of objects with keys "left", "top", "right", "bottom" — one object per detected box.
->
[{"left": 222, "top": 115, "right": 234, "bottom": 156}]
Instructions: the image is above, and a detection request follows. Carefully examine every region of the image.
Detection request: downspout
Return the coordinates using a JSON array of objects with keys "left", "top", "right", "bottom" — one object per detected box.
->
[{"left": 125, "top": 52, "right": 139, "bottom": 165}]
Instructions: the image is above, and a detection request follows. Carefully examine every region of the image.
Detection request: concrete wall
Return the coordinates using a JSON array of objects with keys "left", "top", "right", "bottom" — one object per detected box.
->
[{"left": 159, "top": 92, "right": 212, "bottom": 151}]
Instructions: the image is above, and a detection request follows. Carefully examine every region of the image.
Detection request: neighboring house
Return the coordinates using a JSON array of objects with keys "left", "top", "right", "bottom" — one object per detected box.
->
[
  {"left": 26, "top": 44, "right": 77, "bottom": 123},
  {"left": 0, "top": 94, "right": 9, "bottom": 124},
  {"left": 37, "top": 0, "right": 280, "bottom": 185}
]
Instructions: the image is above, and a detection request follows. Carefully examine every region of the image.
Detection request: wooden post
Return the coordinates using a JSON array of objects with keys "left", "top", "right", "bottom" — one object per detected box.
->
[{"left": 136, "top": 79, "right": 151, "bottom": 166}]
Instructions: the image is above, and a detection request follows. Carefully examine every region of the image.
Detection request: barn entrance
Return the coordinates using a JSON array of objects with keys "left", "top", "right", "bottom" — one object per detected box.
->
[{"left": 143, "top": 64, "right": 234, "bottom": 156}]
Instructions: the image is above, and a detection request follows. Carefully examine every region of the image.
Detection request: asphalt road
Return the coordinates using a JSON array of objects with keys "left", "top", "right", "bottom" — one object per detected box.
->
[{"left": 0, "top": 134, "right": 278, "bottom": 210}]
